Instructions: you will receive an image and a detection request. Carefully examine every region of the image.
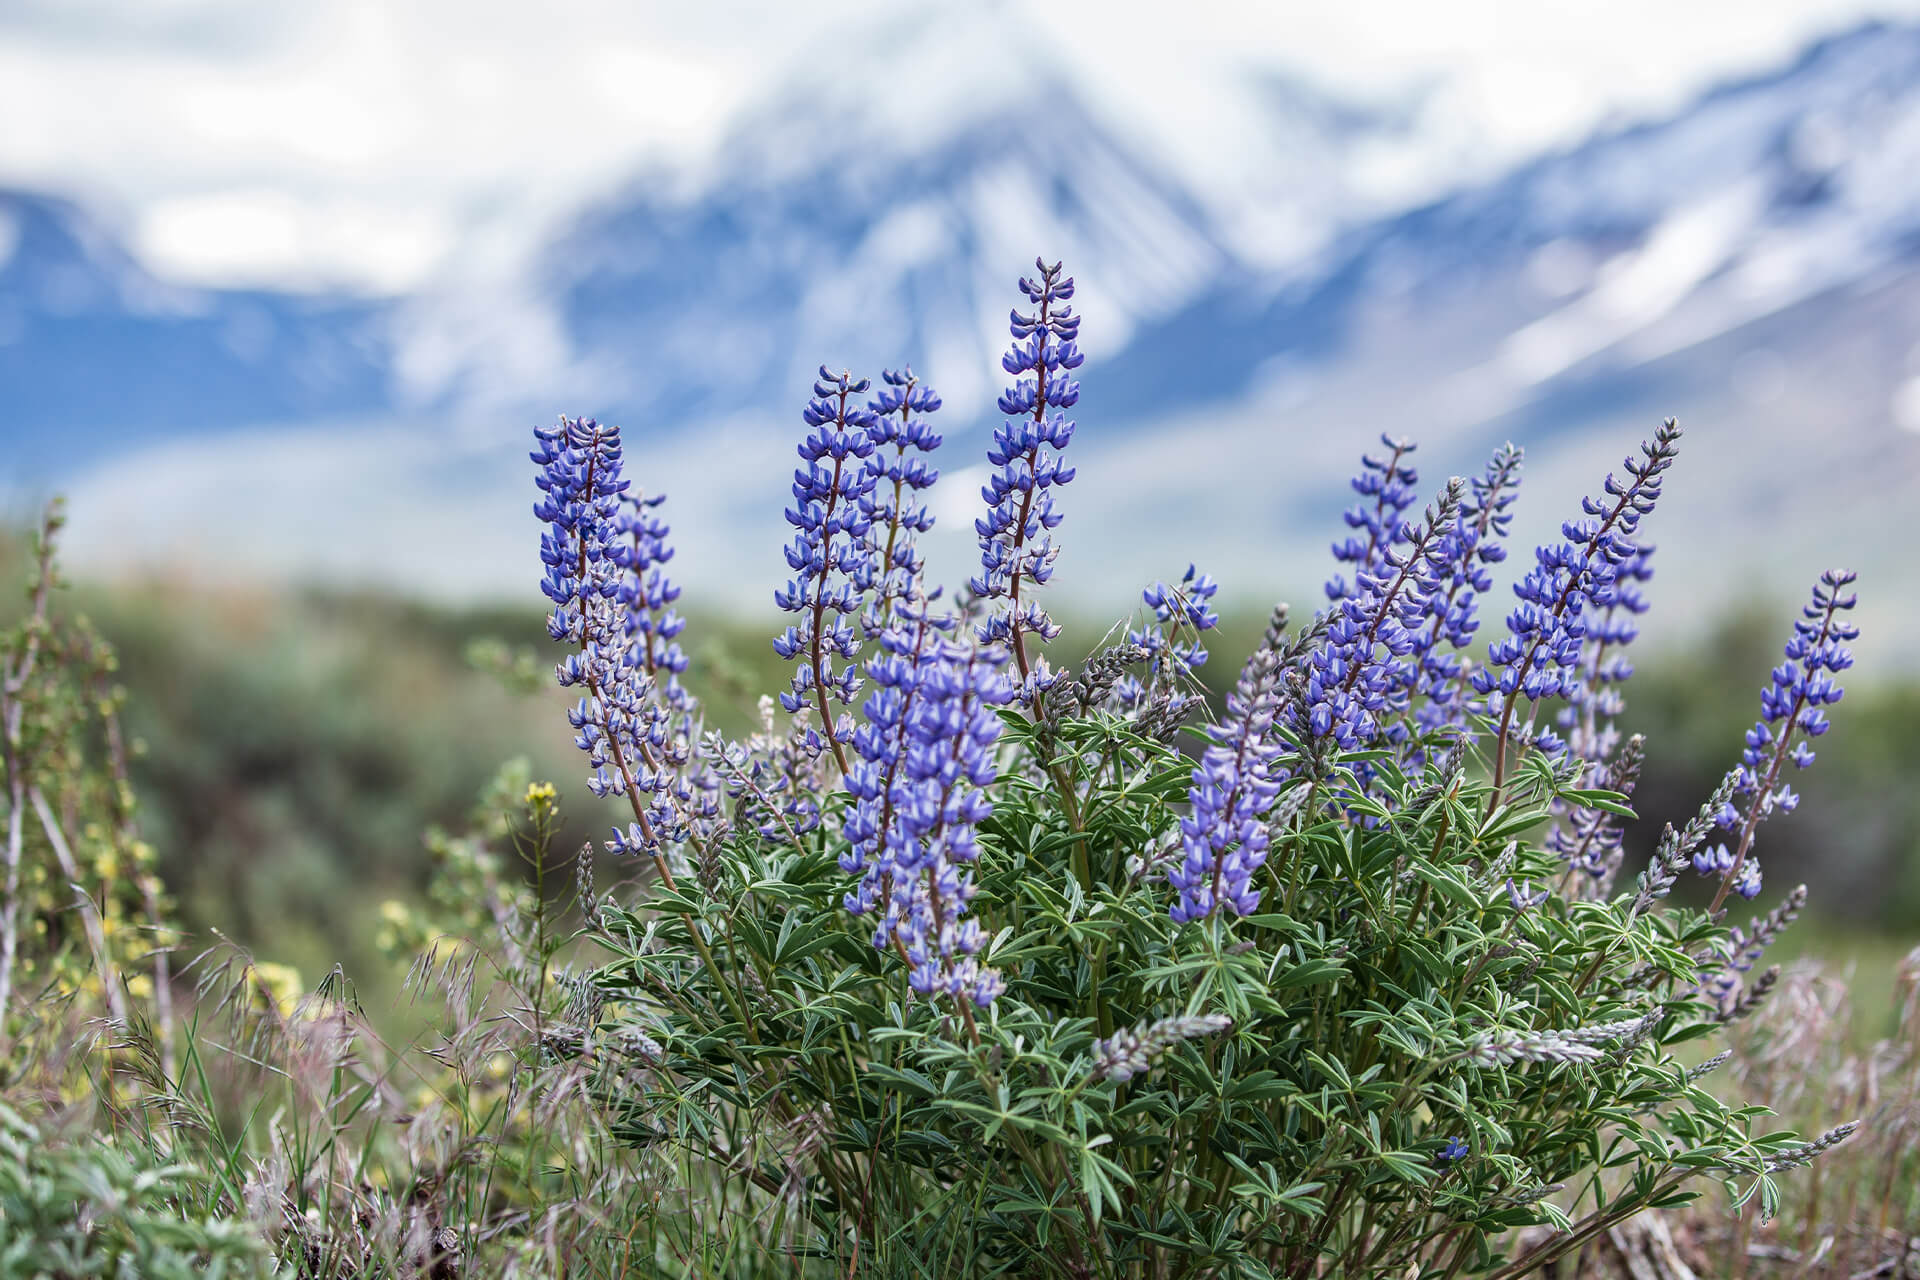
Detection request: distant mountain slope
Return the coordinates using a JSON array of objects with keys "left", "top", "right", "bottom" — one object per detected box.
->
[
  {"left": 1106, "top": 20, "right": 1920, "bottom": 422},
  {"left": 0, "top": 189, "right": 393, "bottom": 479}
]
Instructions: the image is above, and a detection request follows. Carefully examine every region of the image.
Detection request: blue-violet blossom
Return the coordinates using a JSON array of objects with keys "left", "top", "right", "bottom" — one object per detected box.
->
[
  {"left": 1169, "top": 648, "right": 1284, "bottom": 923},
  {"left": 1409, "top": 443, "right": 1523, "bottom": 739},
  {"left": 774, "top": 368, "right": 880, "bottom": 769},
  {"left": 532, "top": 417, "right": 693, "bottom": 863},
  {"left": 1327, "top": 434, "right": 1420, "bottom": 605},
  {"left": 844, "top": 607, "right": 1015, "bottom": 1007},
  {"left": 1116, "top": 564, "right": 1221, "bottom": 711},
  {"left": 1705, "top": 569, "right": 1859, "bottom": 908},
  {"left": 974, "top": 258, "right": 1082, "bottom": 704},
  {"left": 861, "top": 368, "right": 943, "bottom": 633},
  {"left": 1475, "top": 419, "right": 1681, "bottom": 778}
]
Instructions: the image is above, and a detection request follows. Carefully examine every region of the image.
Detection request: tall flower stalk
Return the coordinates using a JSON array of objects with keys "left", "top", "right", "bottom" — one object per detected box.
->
[
  {"left": 1169, "top": 649, "right": 1284, "bottom": 923},
  {"left": 1475, "top": 419, "right": 1681, "bottom": 799},
  {"left": 974, "top": 258, "right": 1082, "bottom": 707},
  {"left": 532, "top": 417, "right": 691, "bottom": 873},
  {"left": 1327, "top": 434, "right": 1420, "bottom": 606},
  {"left": 1409, "top": 443, "right": 1523, "bottom": 743},
  {"left": 1706, "top": 569, "right": 1858, "bottom": 914},
  {"left": 861, "top": 368, "right": 943, "bottom": 633},
  {"left": 775, "top": 368, "right": 880, "bottom": 775}
]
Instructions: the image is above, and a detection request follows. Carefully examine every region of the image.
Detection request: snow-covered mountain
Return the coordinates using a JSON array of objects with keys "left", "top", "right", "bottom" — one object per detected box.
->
[
  {"left": 6, "top": 16, "right": 1919, "bottom": 660},
  {"left": 391, "top": 5, "right": 1429, "bottom": 429}
]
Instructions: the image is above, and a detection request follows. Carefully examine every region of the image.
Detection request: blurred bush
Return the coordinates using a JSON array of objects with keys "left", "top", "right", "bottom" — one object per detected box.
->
[
  {"left": 1621, "top": 610, "right": 1920, "bottom": 926},
  {"left": 0, "top": 552, "right": 793, "bottom": 988}
]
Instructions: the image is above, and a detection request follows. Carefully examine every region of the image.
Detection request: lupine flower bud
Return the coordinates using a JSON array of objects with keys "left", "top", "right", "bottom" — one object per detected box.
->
[
  {"left": 1090, "top": 1013, "right": 1232, "bottom": 1082},
  {"left": 1465, "top": 1021, "right": 1646, "bottom": 1067},
  {"left": 1550, "top": 733, "right": 1644, "bottom": 889},
  {"left": 1632, "top": 768, "right": 1741, "bottom": 916},
  {"left": 1686, "top": 1050, "right": 1733, "bottom": 1083},
  {"left": 1763, "top": 1121, "right": 1857, "bottom": 1172}
]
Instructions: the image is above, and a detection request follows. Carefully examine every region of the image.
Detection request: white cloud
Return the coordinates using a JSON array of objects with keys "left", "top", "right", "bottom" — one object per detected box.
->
[
  {"left": 1894, "top": 375, "right": 1920, "bottom": 433},
  {"left": 4, "top": 0, "right": 1920, "bottom": 293},
  {"left": 137, "top": 190, "right": 456, "bottom": 292}
]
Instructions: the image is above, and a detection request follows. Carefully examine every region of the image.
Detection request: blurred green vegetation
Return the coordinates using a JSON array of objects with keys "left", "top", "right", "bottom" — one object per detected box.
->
[
  {"left": 69, "top": 578, "right": 802, "bottom": 999},
  {"left": 2, "top": 533, "right": 1911, "bottom": 995}
]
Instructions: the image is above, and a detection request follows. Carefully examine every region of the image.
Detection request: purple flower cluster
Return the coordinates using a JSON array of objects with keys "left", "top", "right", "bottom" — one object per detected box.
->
[
  {"left": 1691, "top": 841, "right": 1762, "bottom": 900},
  {"left": 713, "top": 699, "right": 829, "bottom": 847},
  {"left": 1327, "top": 435, "right": 1419, "bottom": 605},
  {"left": 532, "top": 417, "right": 692, "bottom": 860},
  {"left": 1140, "top": 565, "right": 1221, "bottom": 673},
  {"left": 1116, "top": 564, "right": 1221, "bottom": 710},
  {"left": 1169, "top": 650, "right": 1284, "bottom": 923},
  {"left": 1476, "top": 420, "right": 1681, "bottom": 770},
  {"left": 1299, "top": 480, "right": 1463, "bottom": 751},
  {"left": 774, "top": 368, "right": 881, "bottom": 767},
  {"left": 1410, "top": 444, "right": 1523, "bottom": 736},
  {"left": 609, "top": 491, "right": 692, "bottom": 710},
  {"left": 842, "top": 604, "right": 1015, "bottom": 1006},
  {"left": 1556, "top": 543, "right": 1655, "bottom": 764},
  {"left": 1705, "top": 570, "right": 1859, "bottom": 907},
  {"left": 861, "top": 368, "right": 943, "bottom": 632},
  {"left": 973, "top": 258, "right": 1082, "bottom": 704}
]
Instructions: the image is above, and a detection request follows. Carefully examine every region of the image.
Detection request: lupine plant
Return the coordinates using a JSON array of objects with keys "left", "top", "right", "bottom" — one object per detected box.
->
[{"left": 520, "top": 257, "right": 1870, "bottom": 1278}]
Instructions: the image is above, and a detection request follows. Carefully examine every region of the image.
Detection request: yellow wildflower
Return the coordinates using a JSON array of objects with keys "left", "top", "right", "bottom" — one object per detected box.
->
[{"left": 249, "top": 962, "right": 305, "bottom": 1017}]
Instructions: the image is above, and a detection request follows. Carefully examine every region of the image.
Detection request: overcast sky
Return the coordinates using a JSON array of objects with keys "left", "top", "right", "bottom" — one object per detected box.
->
[{"left": 8, "top": 0, "right": 1920, "bottom": 294}]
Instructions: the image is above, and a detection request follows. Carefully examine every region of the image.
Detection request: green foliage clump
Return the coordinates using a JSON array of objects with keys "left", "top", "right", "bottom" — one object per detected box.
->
[
  {"left": 579, "top": 693, "right": 1838, "bottom": 1277},
  {"left": 0, "top": 1102, "right": 262, "bottom": 1278}
]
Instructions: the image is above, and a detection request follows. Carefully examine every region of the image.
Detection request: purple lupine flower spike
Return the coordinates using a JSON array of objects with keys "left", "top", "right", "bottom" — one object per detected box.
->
[
  {"left": 1299, "top": 480, "right": 1464, "bottom": 753},
  {"left": 845, "top": 592, "right": 1014, "bottom": 1008},
  {"left": 609, "top": 490, "right": 692, "bottom": 710},
  {"left": 532, "top": 417, "right": 693, "bottom": 864},
  {"left": 1706, "top": 570, "right": 1859, "bottom": 912},
  {"left": 1557, "top": 543, "right": 1654, "bottom": 765},
  {"left": 1476, "top": 420, "right": 1681, "bottom": 789},
  {"left": 843, "top": 585, "right": 951, "bottom": 908},
  {"left": 861, "top": 368, "right": 943, "bottom": 634},
  {"left": 1116, "top": 564, "right": 1221, "bottom": 711},
  {"left": 774, "top": 367, "right": 880, "bottom": 773},
  {"left": 974, "top": 258, "right": 1082, "bottom": 705},
  {"left": 1168, "top": 648, "right": 1285, "bottom": 923},
  {"left": 1410, "top": 443, "right": 1523, "bottom": 740},
  {"left": 1328, "top": 434, "right": 1419, "bottom": 605}
]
